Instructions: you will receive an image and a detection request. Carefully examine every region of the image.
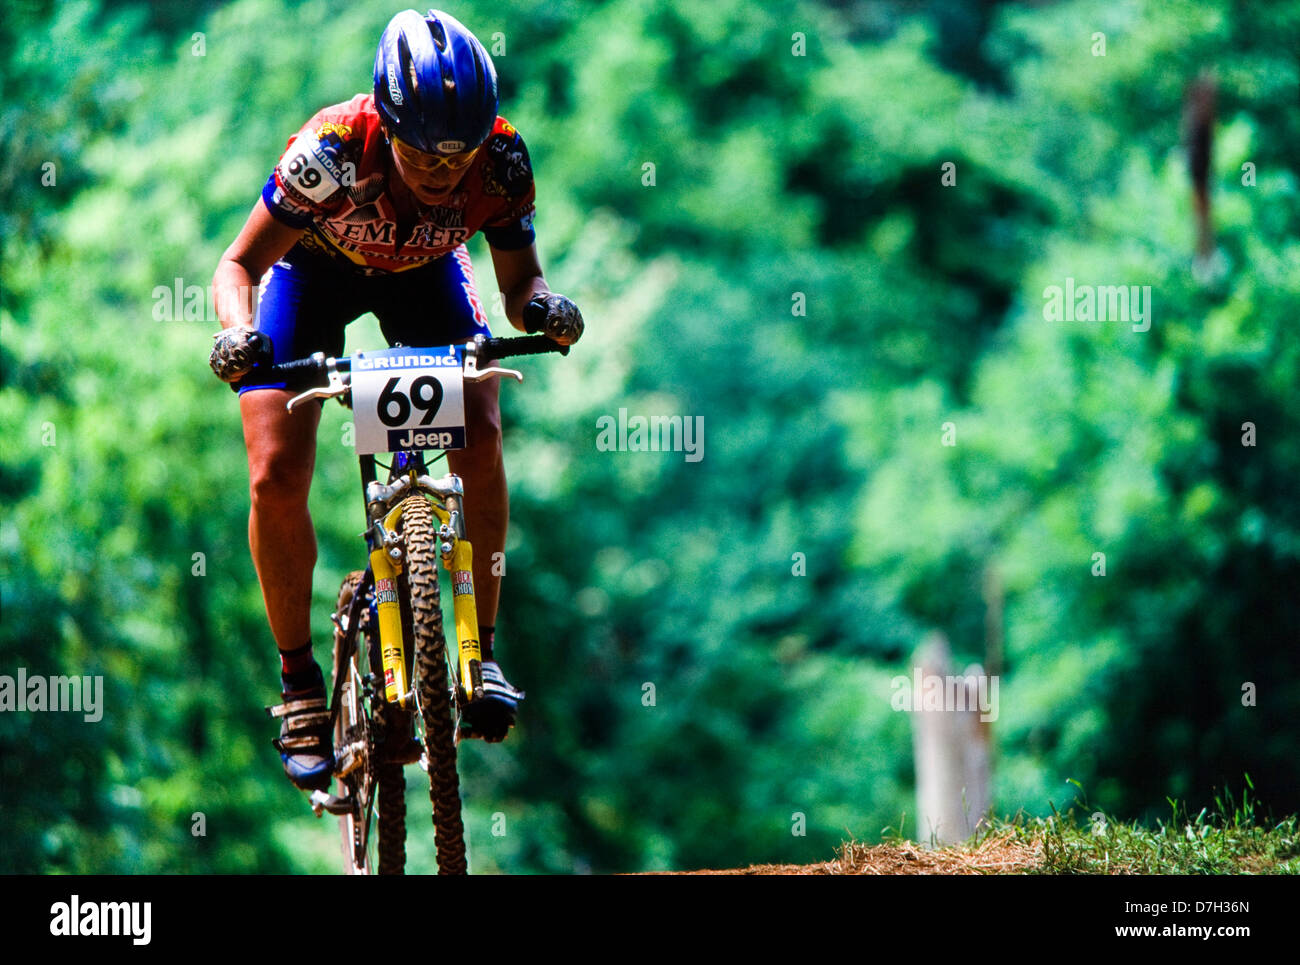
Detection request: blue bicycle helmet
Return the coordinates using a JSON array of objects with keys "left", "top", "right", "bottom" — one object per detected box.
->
[{"left": 373, "top": 8, "right": 498, "bottom": 154}]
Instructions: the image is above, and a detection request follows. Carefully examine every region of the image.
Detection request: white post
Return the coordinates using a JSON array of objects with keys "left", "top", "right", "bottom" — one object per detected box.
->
[{"left": 912, "top": 632, "right": 992, "bottom": 847}]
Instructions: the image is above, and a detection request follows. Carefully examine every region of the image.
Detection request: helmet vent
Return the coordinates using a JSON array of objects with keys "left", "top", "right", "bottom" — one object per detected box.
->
[
  {"left": 396, "top": 35, "right": 418, "bottom": 101},
  {"left": 442, "top": 62, "right": 459, "bottom": 114},
  {"left": 472, "top": 51, "right": 485, "bottom": 97},
  {"left": 427, "top": 17, "right": 447, "bottom": 51}
]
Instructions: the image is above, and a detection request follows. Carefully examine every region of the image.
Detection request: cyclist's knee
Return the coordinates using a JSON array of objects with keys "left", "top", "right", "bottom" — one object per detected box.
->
[
  {"left": 249, "top": 447, "right": 313, "bottom": 512},
  {"left": 241, "top": 392, "right": 317, "bottom": 511}
]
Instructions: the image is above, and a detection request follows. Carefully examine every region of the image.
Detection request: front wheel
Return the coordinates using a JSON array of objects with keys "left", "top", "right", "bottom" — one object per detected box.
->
[
  {"left": 399, "top": 494, "right": 467, "bottom": 874},
  {"left": 332, "top": 572, "right": 374, "bottom": 874},
  {"left": 332, "top": 572, "right": 408, "bottom": 875}
]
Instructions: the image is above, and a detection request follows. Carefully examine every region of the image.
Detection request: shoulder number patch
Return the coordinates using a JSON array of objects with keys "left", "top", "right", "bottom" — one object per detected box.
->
[{"left": 277, "top": 132, "right": 348, "bottom": 204}]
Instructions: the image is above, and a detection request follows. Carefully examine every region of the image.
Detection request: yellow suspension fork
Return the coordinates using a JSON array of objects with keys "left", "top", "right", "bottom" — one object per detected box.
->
[
  {"left": 370, "top": 501, "right": 412, "bottom": 708},
  {"left": 429, "top": 497, "right": 483, "bottom": 703},
  {"left": 371, "top": 494, "right": 482, "bottom": 710}
]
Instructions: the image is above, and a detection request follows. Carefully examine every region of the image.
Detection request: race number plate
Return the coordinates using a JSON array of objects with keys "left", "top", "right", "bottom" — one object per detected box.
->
[{"left": 351, "top": 346, "right": 466, "bottom": 454}]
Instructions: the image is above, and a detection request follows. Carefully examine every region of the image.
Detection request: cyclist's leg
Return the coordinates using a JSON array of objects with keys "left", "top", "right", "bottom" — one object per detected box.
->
[
  {"left": 237, "top": 253, "right": 354, "bottom": 651},
  {"left": 240, "top": 391, "right": 318, "bottom": 650},
  {"left": 239, "top": 252, "right": 365, "bottom": 788},
  {"left": 371, "top": 246, "right": 505, "bottom": 639}
]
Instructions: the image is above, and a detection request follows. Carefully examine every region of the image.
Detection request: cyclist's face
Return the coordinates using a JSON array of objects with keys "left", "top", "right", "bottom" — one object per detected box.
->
[{"left": 387, "top": 131, "right": 479, "bottom": 203}]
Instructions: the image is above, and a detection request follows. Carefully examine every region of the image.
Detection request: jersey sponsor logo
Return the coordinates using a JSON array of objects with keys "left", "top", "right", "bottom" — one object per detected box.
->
[
  {"left": 313, "top": 229, "right": 434, "bottom": 266},
  {"left": 320, "top": 204, "right": 465, "bottom": 252},
  {"left": 451, "top": 246, "right": 490, "bottom": 328},
  {"left": 463, "top": 281, "right": 489, "bottom": 327},
  {"left": 418, "top": 206, "right": 465, "bottom": 229},
  {"left": 270, "top": 182, "right": 312, "bottom": 218},
  {"left": 323, "top": 216, "right": 395, "bottom": 245},
  {"left": 486, "top": 136, "right": 532, "bottom": 196},
  {"left": 387, "top": 64, "right": 403, "bottom": 105},
  {"left": 408, "top": 223, "right": 467, "bottom": 250}
]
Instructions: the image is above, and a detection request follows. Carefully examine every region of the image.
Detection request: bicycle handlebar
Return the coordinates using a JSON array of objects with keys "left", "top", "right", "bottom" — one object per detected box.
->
[{"left": 256, "top": 334, "right": 569, "bottom": 389}]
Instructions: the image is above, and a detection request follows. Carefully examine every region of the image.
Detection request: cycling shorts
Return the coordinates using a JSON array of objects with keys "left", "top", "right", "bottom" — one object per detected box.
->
[{"left": 237, "top": 242, "right": 492, "bottom": 394}]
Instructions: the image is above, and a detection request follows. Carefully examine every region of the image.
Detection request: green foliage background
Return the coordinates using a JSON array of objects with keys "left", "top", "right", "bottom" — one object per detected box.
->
[{"left": 2, "top": 0, "right": 1297, "bottom": 873}]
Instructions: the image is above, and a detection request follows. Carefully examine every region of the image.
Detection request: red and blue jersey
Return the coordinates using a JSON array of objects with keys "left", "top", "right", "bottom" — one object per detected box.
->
[{"left": 261, "top": 93, "right": 536, "bottom": 274}]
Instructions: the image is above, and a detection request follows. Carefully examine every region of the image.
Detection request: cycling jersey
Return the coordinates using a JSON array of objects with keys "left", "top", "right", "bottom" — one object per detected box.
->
[{"left": 261, "top": 93, "right": 536, "bottom": 274}]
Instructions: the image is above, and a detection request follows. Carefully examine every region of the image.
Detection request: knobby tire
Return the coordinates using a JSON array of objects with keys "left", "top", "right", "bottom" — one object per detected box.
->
[{"left": 399, "top": 494, "right": 467, "bottom": 874}]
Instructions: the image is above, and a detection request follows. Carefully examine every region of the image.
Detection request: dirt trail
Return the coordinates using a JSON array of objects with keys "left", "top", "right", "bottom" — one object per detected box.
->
[{"left": 646, "top": 829, "right": 1043, "bottom": 875}]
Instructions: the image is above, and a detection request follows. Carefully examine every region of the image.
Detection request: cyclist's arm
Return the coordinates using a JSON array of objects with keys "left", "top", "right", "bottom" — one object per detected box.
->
[
  {"left": 488, "top": 242, "right": 548, "bottom": 333},
  {"left": 212, "top": 201, "right": 305, "bottom": 329}
]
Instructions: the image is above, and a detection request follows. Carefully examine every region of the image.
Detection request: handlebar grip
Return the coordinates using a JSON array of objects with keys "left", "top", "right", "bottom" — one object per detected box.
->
[
  {"left": 482, "top": 335, "right": 570, "bottom": 359},
  {"left": 238, "top": 353, "right": 329, "bottom": 390},
  {"left": 270, "top": 355, "right": 326, "bottom": 376}
]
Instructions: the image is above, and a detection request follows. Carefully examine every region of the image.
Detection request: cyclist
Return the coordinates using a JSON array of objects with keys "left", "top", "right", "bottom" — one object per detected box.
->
[{"left": 208, "top": 8, "right": 583, "bottom": 791}]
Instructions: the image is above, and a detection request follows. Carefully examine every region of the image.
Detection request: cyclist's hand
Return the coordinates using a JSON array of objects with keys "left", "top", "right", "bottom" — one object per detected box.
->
[
  {"left": 523, "top": 293, "right": 583, "bottom": 346},
  {"left": 209, "top": 327, "right": 271, "bottom": 382}
]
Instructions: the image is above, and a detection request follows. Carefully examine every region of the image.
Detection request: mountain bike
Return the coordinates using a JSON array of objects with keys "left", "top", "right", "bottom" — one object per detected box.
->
[{"left": 262, "top": 332, "right": 567, "bottom": 874}]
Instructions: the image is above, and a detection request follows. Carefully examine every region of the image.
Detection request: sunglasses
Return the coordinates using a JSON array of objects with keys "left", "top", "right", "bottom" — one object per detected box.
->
[{"left": 390, "top": 134, "right": 480, "bottom": 173}]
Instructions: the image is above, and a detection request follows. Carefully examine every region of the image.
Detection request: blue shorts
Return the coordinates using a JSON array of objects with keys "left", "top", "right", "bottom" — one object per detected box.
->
[{"left": 238, "top": 243, "right": 492, "bottom": 394}]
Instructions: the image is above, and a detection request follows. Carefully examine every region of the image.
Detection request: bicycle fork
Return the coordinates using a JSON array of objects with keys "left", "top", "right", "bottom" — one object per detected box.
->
[
  {"left": 369, "top": 494, "right": 484, "bottom": 712},
  {"left": 369, "top": 517, "right": 409, "bottom": 706},
  {"left": 439, "top": 505, "right": 485, "bottom": 704}
]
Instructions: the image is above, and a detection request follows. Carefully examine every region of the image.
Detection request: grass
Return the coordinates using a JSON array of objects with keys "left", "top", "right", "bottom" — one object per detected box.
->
[{"left": 870, "top": 776, "right": 1300, "bottom": 874}]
